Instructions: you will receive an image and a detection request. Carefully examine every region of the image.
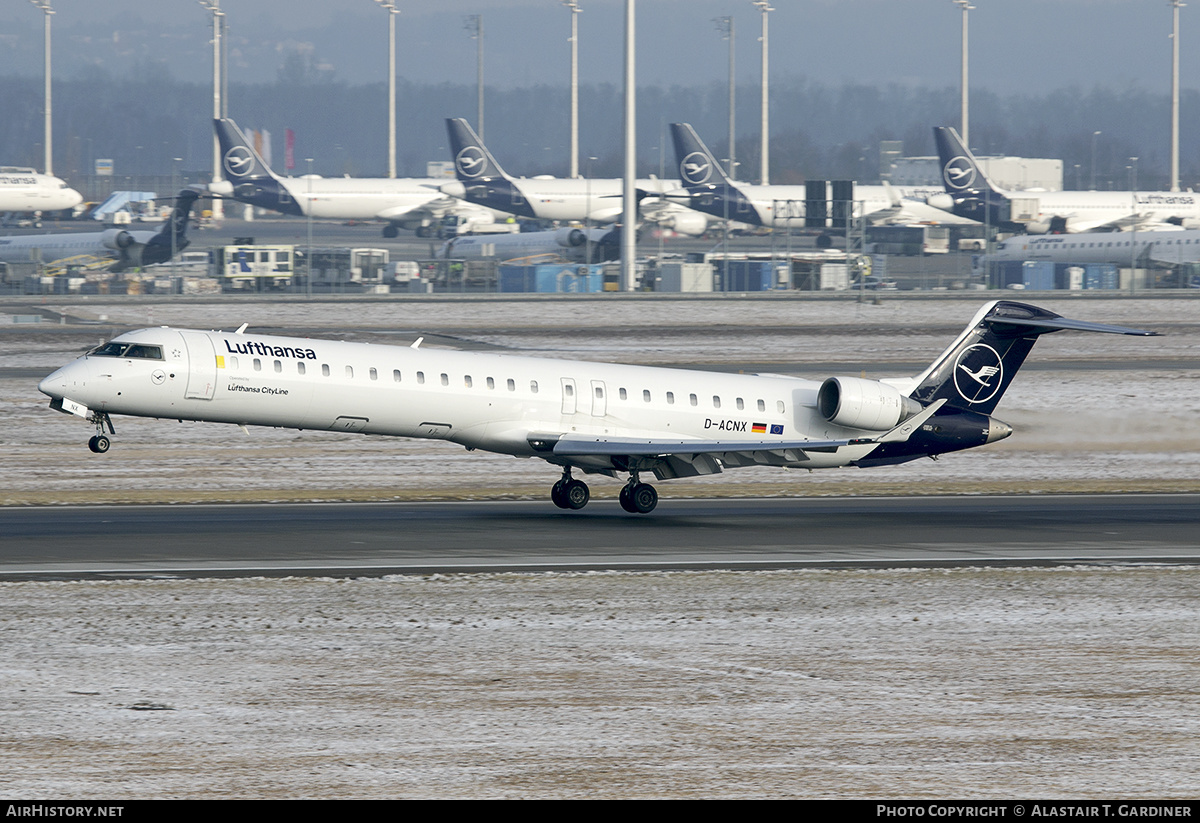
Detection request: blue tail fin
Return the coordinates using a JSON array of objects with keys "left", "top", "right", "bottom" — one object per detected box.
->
[
  {"left": 933, "top": 126, "right": 999, "bottom": 196},
  {"left": 910, "top": 300, "right": 1155, "bottom": 415},
  {"left": 142, "top": 189, "right": 201, "bottom": 265},
  {"left": 446, "top": 118, "right": 509, "bottom": 181},
  {"left": 215, "top": 118, "right": 277, "bottom": 182},
  {"left": 670, "top": 123, "right": 732, "bottom": 189}
]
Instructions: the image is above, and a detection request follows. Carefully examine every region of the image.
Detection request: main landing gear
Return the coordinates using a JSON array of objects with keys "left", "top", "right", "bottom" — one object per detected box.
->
[
  {"left": 87, "top": 412, "right": 114, "bottom": 454},
  {"left": 550, "top": 468, "right": 590, "bottom": 510},
  {"left": 549, "top": 468, "right": 659, "bottom": 514}
]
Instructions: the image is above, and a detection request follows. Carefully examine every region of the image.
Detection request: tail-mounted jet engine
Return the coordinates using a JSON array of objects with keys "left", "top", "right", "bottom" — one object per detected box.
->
[
  {"left": 100, "top": 229, "right": 135, "bottom": 250},
  {"left": 818, "top": 376, "right": 922, "bottom": 431}
]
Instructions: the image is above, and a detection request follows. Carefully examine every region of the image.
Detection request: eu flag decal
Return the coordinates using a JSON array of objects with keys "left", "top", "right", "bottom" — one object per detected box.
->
[{"left": 770, "top": 424, "right": 784, "bottom": 435}]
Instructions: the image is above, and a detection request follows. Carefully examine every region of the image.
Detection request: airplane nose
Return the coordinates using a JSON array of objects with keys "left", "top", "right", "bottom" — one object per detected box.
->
[
  {"left": 439, "top": 181, "right": 466, "bottom": 199},
  {"left": 38, "top": 368, "right": 66, "bottom": 399}
]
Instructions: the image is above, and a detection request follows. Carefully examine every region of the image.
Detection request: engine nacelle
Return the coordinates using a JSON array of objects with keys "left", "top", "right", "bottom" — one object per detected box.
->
[
  {"left": 100, "top": 229, "right": 135, "bottom": 250},
  {"left": 657, "top": 210, "right": 708, "bottom": 237},
  {"left": 1024, "top": 220, "right": 1052, "bottom": 235},
  {"left": 818, "top": 376, "right": 922, "bottom": 431},
  {"left": 925, "top": 193, "right": 955, "bottom": 211},
  {"left": 555, "top": 227, "right": 587, "bottom": 247}
]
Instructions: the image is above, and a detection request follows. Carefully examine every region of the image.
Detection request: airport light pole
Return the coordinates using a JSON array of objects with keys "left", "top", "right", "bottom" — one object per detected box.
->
[
  {"left": 622, "top": 0, "right": 637, "bottom": 291},
  {"left": 465, "top": 15, "right": 484, "bottom": 141},
  {"left": 1170, "top": 0, "right": 1185, "bottom": 192},
  {"left": 714, "top": 16, "right": 735, "bottom": 178},
  {"left": 954, "top": 1, "right": 973, "bottom": 148},
  {"left": 375, "top": 1, "right": 398, "bottom": 179},
  {"left": 197, "top": 1, "right": 224, "bottom": 220},
  {"left": 1090, "top": 130, "right": 1101, "bottom": 191},
  {"left": 1129, "top": 157, "right": 1138, "bottom": 294},
  {"left": 564, "top": 2, "right": 581, "bottom": 178},
  {"left": 28, "top": 1, "right": 53, "bottom": 175},
  {"left": 752, "top": 1, "right": 772, "bottom": 185}
]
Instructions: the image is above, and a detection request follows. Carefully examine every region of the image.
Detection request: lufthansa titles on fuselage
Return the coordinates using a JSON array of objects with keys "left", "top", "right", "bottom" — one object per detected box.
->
[{"left": 223, "top": 339, "right": 317, "bottom": 360}]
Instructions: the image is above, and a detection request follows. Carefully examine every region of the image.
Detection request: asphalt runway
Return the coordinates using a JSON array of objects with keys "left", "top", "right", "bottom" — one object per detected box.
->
[{"left": 3, "top": 493, "right": 1198, "bottom": 579}]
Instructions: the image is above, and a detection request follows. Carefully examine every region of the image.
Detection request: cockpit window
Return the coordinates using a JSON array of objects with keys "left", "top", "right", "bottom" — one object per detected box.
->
[{"left": 88, "top": 342, "right": 164, "bottom": 360}]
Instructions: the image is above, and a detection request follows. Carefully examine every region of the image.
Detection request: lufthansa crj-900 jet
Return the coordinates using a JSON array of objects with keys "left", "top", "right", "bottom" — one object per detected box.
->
[{"left": 39, "top": 301, "right": 1153, "bottom": 514}]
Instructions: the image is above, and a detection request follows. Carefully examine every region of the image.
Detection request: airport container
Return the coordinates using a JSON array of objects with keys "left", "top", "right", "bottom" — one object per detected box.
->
[
  {"left": 1021, "top": 261, "right": 1055, "bottom": 290},
  {"left": 717, "top": 260, "right": 773, "bottom": 291},
  {"left": 1084, "top": 264, "right": 1119, "bottom": 290},
  {"left": 657, "top": 262, "right": 713, "bottom": 292},
  {"left": 497, "top": 263, "right": 604, "bottom": 293}
]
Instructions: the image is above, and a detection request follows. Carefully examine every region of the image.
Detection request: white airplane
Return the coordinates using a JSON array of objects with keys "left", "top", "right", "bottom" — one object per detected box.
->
[
  {"left": 38, "top": 300, "right": 1152, "bottom": 514},
  {"left": 208, "top": 118, "right": 506, "bottom": 239},
  {"left": 984, "top": 229, "right": 1200, "bottom": 268},
  {"left": 927, "top": 126, "right": 1200, "bottom": 234},
  {"left": 0, "top": 189, "right": 199, "bottom": 272},
  {"left": 436, "top": 225, "right": 622, "bottom": 263},
  {"left": 438, "top": 118, "right": 710, "bottom": 237},
  {"left": 662, "top": 123, "right": 977, "bottom": 232},
  {"left": 0, "top": 166, "right": 83, "bottom": 216}
]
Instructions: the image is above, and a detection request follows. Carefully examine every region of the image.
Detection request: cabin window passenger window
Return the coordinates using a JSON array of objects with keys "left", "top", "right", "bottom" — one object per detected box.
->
[
  {"left": 643, "top": 390, "right": 651, "bottom": 402},
  {"left": 530, "top": 380, "right": 538, "bottom": 393},
  {"left": 619, "top": 388, "right": 627, "bottom": 400},
  {"left": 253, "top": 358, "right": 262, "bottom": 371},
  {"left": 713, "top": 396, "right": 721, "bottom": 409},
  {"left": 757, "top": 399, "right": 766, "bottom": 412},
  {"left": 564, "top": 384, "right": 574, "bottom": 396},
  {"left": 736, "top": 397, "right": 744, "bottom": 410},
  {"left": 297, "top": 362, "right": 305, "bottom": 375},
  {"left": 666, "top": 391, "right": 674, "bottom": 404},
  {"left": 393, "top": 369, "right": 401, "bottom": 382},
  {"left": 322, "top": 364, "right": 330, "bottom": 377},
  {"left": 777, "top": 400, "right": 785, "bottom": 414},
  {"left": 595, "top": 386, "right": 603, "bottom": 399},
  {"left": 369, "top": 368, "right": 378, "bottom": 381},
  {"left": 274, "top": 360, "right": 282, "bottom": 373},
  {"left": 229, "top": 357, "right": 239, "bottom": 369},
  {"left": 487, "top": 377, "right": 495, "bottom": 390},
  {"left": 507, "top": 378, "right": 515, "bottom": 391},
  {"left": 689, "top": 393, "right": 698, "bottom": 407},
  {"left": 465, "top": 376, "right": 473, "bottom": 388},
  {"left": 346, "top": 366, "right": 354, "bottom": 379},
  {"left": 440, "top": 373, "right": 449, "bottom": 386}
]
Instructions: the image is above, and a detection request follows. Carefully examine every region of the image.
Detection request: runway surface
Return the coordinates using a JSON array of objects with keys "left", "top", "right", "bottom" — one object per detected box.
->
[{"left": 3, "top": 493, "right": 1198, "bottom": 579}]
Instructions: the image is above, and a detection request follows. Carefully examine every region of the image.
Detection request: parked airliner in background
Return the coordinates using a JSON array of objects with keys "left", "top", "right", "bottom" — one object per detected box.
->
[
  {"left": 663, "top": 123, "right": 977, "bottom": 231},
  {"left": 437, "top": 225, "right": 623, "bottom": 263},
  {"left": 981, "top": 228, "right": 1200, "bottom": 270},
  {"left": 38, "top": 300, "right": 1153, "bottom": 514},
  {"left": 0, "top": 166, "right": 83, "bottom": 218},
  {"left": 438, "top": 118, "right": 710, "bottom": 237},
  {"left": 927, "top": 126, "right": 1200, "bottom": 234},
  {"left": 0, "top": 189, "right": 199, "bottom": 272},
  {"left": 208, "top": 118, "right": 505, "bottom": 238}
]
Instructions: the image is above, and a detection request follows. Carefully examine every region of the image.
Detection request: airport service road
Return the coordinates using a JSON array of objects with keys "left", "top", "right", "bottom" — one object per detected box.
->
[{"left": 2, "top": 494, "right": 1198, "bottom": 579}]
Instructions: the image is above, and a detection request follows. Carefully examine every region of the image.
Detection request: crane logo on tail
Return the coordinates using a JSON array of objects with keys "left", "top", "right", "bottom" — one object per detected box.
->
[
  {"left": 680, "top": 152, "right": 712, "bottom": 186},
  {"left": 455, "top": 146, "right": 488, "bottom": 179},
  {"left": 223, "top": 147, "right": 255, "bottom": 179},
  {"left": 943, "top": 156, "right": 976, "bottom": 191},
  {"left": 953, "top": 343, "right": 1003, "bottom": 404}
]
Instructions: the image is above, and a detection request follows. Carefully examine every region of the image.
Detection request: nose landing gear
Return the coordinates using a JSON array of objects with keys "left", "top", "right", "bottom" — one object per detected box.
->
[{"left": 86, "top": 412, "right": 115, "bottom": 454}]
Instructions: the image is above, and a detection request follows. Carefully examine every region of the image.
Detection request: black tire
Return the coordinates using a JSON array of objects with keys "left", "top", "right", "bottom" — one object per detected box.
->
[
  {"left": 92, "top": 435, "right": 110, "bottom": 454},
  {"left": 383, "top": 224, "right": 400, "bottom": 238},
  {"left": 415, "top": 226, "right": 432, "bottom": 239},
  {"left": 550, "top": 480, "right": 569, "bottom": 509},
  {"left": 619, "top": 485, "right": 638, "bottom": 513},
  {"left": 630, "top": 482, "right": 658, "bottom": 513},
  {"left": 564, "top": 479, "right": 590, "bottom": 510},
  {"left": 87, "top": 435, "right": 99, "bottom": 453}
]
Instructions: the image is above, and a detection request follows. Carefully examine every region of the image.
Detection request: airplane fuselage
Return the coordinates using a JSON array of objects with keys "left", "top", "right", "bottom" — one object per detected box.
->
[{"left": 0, "top": 168, "right": 83, "bottom": 214}]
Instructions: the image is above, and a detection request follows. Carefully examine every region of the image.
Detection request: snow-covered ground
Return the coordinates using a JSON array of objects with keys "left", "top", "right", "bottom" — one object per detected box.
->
[{"left": 3, "top": 567, "right": 1199, "bottom": 799}]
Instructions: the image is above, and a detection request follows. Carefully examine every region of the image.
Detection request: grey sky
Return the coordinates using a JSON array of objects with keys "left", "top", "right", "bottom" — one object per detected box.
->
[{"left": 0, "top": 1, "right": 1187, "bottom": 96}]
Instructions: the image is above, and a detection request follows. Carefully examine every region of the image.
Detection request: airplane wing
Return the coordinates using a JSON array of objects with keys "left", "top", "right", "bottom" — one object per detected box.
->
[
  {"left": 374, "top": 196, "right": 450, "bottom": 221},
  {"left": 546, "top": 400, "right": 946, "bottom": 474}
]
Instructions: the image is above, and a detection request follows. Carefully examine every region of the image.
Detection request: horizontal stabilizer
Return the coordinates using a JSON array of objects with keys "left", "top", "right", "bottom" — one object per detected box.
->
[{"left": 985, "top": 315, "right": 1158, "bottom": 337}]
